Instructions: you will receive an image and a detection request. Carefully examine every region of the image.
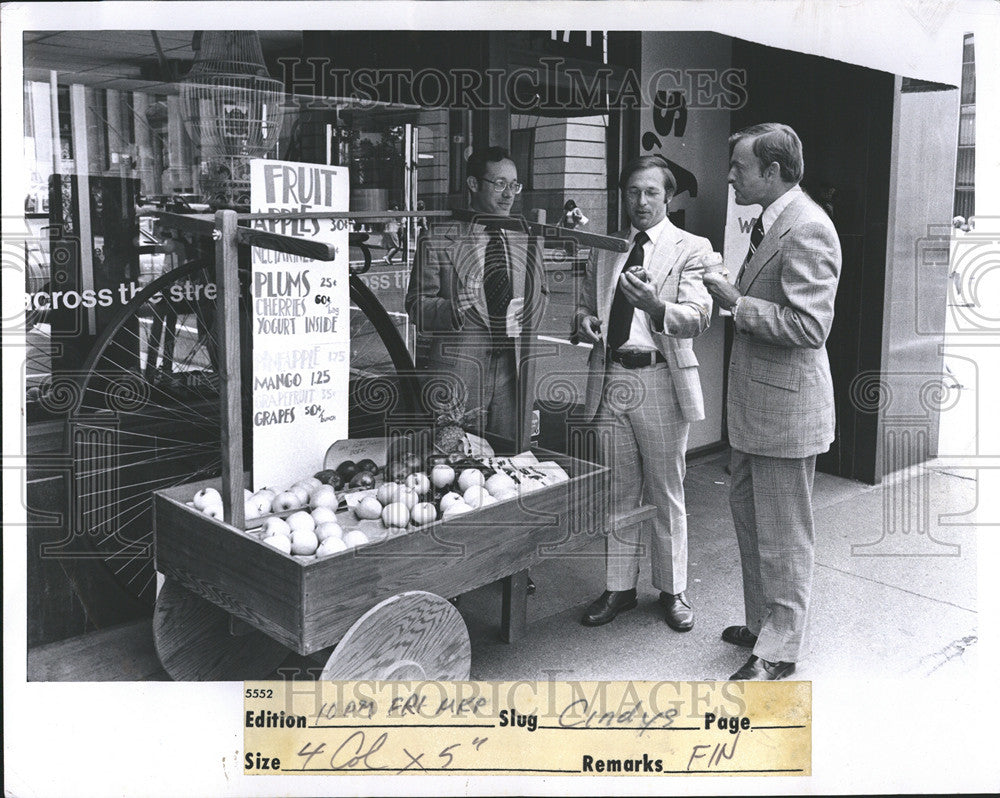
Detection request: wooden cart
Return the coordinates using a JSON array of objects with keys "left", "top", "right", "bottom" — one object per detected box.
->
[{"left": 150, "top": 209, "right": 631, "bottom": 681}]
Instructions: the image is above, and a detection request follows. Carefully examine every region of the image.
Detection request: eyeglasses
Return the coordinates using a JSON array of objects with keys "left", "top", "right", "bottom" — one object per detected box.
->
[{"left": 478, "top": 177, "right": 523, "bottom": 194}]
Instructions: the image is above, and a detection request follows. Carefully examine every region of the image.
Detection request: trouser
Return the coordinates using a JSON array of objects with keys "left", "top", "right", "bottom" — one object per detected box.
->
[
  {"left": 729, "top": 448, "right": 817, "bottom": 663},
  {"left": 597, "top": 362, "right": 690, "bottom": 594}
]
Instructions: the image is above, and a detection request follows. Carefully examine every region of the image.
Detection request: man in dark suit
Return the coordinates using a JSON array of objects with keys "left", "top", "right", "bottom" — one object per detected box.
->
[
  {"left": 405, "top": 146, "right": 544, "bottom": 439},
  {"left": 575, "top": 156, "right": 714, "bottom": 631},
  {"left": 703, "top": 123, "right": 842, "bottom": 680}
]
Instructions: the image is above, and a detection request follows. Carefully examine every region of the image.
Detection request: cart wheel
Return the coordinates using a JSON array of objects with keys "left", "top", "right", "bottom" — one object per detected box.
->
[
  {"left": 321, "top": 591, "right": 471, "bottom": 681},
  {"left": 153, "top": 578, "right": 289, "bottom": 681},
  {"left": 68, "top": 254, "right": 424, "bottom": 608}
]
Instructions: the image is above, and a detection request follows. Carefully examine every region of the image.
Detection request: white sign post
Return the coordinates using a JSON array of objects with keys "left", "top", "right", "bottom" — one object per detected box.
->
[{"left": 249, "top": 159, "right": 350, "bottom": 489}]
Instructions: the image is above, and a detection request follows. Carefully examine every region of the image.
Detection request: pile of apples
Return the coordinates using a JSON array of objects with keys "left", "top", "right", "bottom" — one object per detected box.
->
[
  {"left": 353, "top": 462, "right": 520, "bottom": 529},
  {"left": 189, "top": 479, "right": 369, "bottom": 560}
]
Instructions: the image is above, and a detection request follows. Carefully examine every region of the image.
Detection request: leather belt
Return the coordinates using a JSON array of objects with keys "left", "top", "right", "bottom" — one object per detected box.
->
[{"left": 608, "top": 348, "right": 666, "bottom": 369}]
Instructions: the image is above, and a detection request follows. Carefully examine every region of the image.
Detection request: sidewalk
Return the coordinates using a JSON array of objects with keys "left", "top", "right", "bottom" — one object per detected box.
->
[
  {"left": 459, "top": 450, "right": 978, "bottom": 682},
  {"left": 27, "top": 450, "right": 978, "bottom": 681}
]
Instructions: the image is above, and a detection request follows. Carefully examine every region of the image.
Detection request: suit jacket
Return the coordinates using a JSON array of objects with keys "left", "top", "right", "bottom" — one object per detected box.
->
[
  {"left": 727, "top": 191, "right": 842, "bottom": 458},
  {"left": 575, "top": 219, "right": 713, "bottom": 423},
  {"left": 405, "top": 217, "right": 545, "bottom": 371}
]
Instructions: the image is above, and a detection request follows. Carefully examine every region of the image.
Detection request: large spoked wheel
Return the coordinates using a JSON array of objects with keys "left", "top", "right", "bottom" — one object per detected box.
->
[{"left": 68, "top": 254, "right": 424, "bottom": 607}]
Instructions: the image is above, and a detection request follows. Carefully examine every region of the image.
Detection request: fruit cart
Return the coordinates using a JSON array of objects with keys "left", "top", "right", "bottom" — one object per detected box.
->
[{"left": 148, "top": 208, "right": 631, "bottom": 681}]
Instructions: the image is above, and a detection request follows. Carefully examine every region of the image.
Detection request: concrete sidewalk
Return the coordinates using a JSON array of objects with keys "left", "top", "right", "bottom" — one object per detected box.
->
[{"left": 459, "top": 450, "right": 978, "bottom": 682}]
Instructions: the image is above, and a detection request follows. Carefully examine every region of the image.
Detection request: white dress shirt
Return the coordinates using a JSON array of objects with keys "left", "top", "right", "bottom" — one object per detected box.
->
[{"left": 618, "top": 215, "right": 669, "bottom": 351}]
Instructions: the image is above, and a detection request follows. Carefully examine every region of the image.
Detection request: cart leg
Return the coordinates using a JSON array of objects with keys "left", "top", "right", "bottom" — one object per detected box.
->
[{"left": 500, "top": 570, "right": 529, "bottom": 643}]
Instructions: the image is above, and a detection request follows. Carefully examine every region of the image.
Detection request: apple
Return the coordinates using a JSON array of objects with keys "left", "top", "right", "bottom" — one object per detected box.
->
[
  {"left": 376, "top": 482, "right": 402, "bottom": 506},
  {"left": 244, "top": 488, "right": 254, "bottom": 500},
  {"left": 402, "top": 452, "right": 424, "bottom": 474},
  {"left": 254, "top": 487, "right": 277, "bottom": 502},
  {"left": 410, "top": 502, "right": 437, "bottom": 526},
  {"left": 463, "top": 485, "right": 493, "bottom": 509},
  {"left": 286, "top": 510, "right": 316, "bottom": 534},
  {"left": 299, "top": 476, "right": 322, "bottom": 491},
  {"left": 356, "top": 458, "right": 380, "bottom": 475},
  {"left": 385, "top": 460, "right": 408, "bottom": 483},
  {"left": 262, "top": 534, "right": 292, "bottom": 554},
  {"left": 442, "top": 501, "right": 474, "bottom": 519},
  {"left": 350, "top": 471, "right": 376, "bottom": 490},
  {"left": 310, "top": 506, "right": 338, "bottom": 526},
  {"left": 398, "top": 487, "right": 419, "bottom": 510},
  {"left": 404, "top": 472, "right": 431, "bottom": 496},
  {"left": 430, "top": 464, "right": 455, "bottom": 490},
  {"left": 354, "top": 496, "right": 384, "bottom": 521},
  {"left": 336, "top": 460, "right": 360, "bottom": 482},
  {"left": 310, "top": 484, "right": 339, "bottom": 510},
  {"left": 315, "top": 521, "right": 344, "bottom": 542},
  {"left": 262, "top": 517, "right": 292, "bottom": 538},
  {"left": 439, "top": 491, "right": 463, "bottom": 511},
  {"left": 271, "top": 491, "right": 300, "bottom": 513},
  {"left": 491, "top": 486, "right": 518, "bottom": 502},
  {"left": 249, "top": 492, "right": 273, "bottom": 516},
  {"left": 315, "top": 470, "right": 343, "bottom": 489},
  {"left": 290, "top": 528, "right": 319, "bottom": 556},
  {"left": 192, "top": 487, "right": 223, "bottom": 511},
  {"left": 485, "top": 472, "right": 517, "bottom": 495},
  {"left": 343, "top": 529, "right": 370, "bottom": 548},
  {"left": 627, "top": 264, "right": 650, "bottom": 283},
  {"left": 289, "top": 484, "right": 311, "bottom": 506},
  {"left": 457, "top": 468, "right": 485, "bottom": 493},
  {"left": 317, "top": 536, "right": 348, "bottom": 556},
  {"left": 244, "top": 499, "right": 266, "bottom": 522},
  {"left": 202, "top": 504, "right": 224, "bottom": 520},
  {"left": 382, "top": 502, "right": 410, "bottom": 528}
]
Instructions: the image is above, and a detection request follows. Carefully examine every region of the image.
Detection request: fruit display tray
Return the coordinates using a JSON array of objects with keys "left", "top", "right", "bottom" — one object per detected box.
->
[{"left": 153, "top": 447, "right": 609, "bottom": 655}]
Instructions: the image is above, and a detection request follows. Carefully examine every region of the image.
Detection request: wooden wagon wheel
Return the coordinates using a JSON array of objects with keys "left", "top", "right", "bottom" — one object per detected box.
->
[
  {"left": 320, "top": 591, "right": 471, "bottom": 681},
  {"left": 153, "top": 578, "right": 289, "bottom": 681}
]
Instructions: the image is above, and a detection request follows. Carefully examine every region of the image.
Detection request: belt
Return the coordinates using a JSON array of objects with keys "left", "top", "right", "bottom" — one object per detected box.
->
[{"left": 607, "top": 348, "right": 667, "bottom": 369}]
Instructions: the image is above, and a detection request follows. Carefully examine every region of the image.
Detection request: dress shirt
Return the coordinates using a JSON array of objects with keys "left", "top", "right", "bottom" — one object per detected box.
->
[{"left": 617, "top": 216, "right": 669, "bottom": 351}]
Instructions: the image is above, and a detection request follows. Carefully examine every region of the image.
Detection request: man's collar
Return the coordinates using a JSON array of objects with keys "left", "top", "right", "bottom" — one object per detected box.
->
[
  {"left": 761, "top": 185, "right": 802, "bottom": 232},
  {"left": 629, "top": 214, "right": 670, "bottom": 244}
]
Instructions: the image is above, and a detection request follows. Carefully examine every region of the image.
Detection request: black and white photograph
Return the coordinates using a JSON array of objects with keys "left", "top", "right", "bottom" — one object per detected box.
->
[{"left": 3, "top": 0, "right": 999, "bottom": 794}]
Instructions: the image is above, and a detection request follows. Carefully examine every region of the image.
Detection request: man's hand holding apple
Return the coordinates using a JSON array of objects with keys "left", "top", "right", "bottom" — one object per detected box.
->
[{"left": 702, "top": 271, "right": 741, "bottom": 311}]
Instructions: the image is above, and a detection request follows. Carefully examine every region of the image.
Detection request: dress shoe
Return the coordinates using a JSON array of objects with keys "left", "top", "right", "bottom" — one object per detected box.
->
[
  {"left": 659, "top": 591, "right": 694, "bottom": 632},
  {"left": 729, "top": 655, "right": 796, "bottom": 681},
  {"left": 581, "top": 589, "right": 637, "bottom": 627},
  {"left": 721, "top": 625, "right": 758, "bottom": 648}
]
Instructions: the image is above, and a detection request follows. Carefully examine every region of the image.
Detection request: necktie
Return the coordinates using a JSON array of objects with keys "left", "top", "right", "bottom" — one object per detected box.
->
[
  {"left": 736, "top": 215, "right": 764, "bottom": 288},
  {"left": 483, "top": 225, "right": 513, "bottom": 339},
  {"left": 607, "top": 230, "right": 649, "bottom": 351}
]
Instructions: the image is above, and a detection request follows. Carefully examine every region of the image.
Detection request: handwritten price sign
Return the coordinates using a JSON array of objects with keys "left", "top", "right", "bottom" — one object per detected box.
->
[
  {"left": 243, "top": 680, "right": 811, "bottom": 776},
  {"left": 250, "top": 159, "right": 350, "bottom": 489}
]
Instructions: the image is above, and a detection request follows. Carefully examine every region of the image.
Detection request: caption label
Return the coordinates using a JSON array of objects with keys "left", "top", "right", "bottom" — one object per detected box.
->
[{"left": 244, "top": 680, "right": 811, "bottom": 776}]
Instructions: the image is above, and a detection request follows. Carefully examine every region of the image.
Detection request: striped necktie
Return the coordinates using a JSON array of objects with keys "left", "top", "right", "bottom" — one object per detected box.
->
[{"left": 736, "top": 215, "right": 764, "bottom": 288}]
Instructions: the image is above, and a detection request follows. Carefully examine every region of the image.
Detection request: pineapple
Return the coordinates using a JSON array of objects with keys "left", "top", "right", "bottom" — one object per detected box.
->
[{"left": 434, "top": 403, "right": 486, "bottom": 454}]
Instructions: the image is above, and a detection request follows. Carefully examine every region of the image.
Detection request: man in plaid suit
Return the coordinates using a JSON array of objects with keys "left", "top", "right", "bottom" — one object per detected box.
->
[
  {"left": 704, "top": 123, "right": 842, "bottom": 680},
  {"left": 574, "top": 155, "right": 714, "bottom": 631}
]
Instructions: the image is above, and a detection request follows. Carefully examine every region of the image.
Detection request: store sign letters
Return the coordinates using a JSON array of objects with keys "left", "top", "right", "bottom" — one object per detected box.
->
[{"left": 250, "top": 159, "right": 350, "bottom": 489}]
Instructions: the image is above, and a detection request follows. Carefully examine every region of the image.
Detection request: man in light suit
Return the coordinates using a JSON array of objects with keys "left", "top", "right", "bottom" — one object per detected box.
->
[
  {"left": 704, "top": 123, "right": 841, "bottom": 680},
  {"left": 405, "top": 146, "right": 544, "bottom": 440},
  {"left": 575, "top": 155, "right": 713, "bottom": 630}
]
